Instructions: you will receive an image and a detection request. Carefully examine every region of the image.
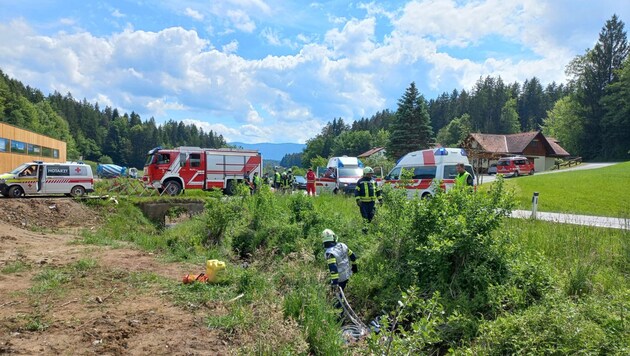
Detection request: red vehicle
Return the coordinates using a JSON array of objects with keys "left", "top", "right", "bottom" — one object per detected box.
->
[
  {"left": 143, "top": 146, "right": 262, "bottom": 195},
  {"left": 496, "top": 156, "right": 535, "bottom": 177}
]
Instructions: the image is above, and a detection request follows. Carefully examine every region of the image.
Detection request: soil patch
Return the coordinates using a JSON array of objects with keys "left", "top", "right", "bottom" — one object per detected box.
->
[
  {"left": 0, "top": 198, "right": 101, "bottom": 230},
  {"left": 0, "top": 220, "right": 234, "bottom": 355}
]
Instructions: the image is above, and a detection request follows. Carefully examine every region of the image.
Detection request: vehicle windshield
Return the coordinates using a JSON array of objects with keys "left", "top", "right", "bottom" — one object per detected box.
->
[
  {"left": 9, "top": 164, "right": 30, "bottom": 174},
  {"left": 144, "top": 154, "right": 155, "bottom": 166},
  {"left": 338, "top": 167, "right": 363, "bottom": 178},
  {"left": 497, "top": 160, "right": 511, "bottom": 166},
  {"left": 294, "top": 176, "right": 306, "bottom": 183}
]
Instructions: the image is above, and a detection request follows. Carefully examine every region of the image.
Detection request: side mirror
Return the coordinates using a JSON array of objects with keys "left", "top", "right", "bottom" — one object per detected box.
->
[{"left": 385, "top": 175, "right": 390, "bottom": 180}]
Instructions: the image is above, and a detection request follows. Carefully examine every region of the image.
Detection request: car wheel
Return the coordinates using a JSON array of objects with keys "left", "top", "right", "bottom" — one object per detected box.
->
[
  {"left": 70, "top": 185, "right": 86, "bottom": 197},
  {"left": 165, "top": 181, "right": 182, "bottom": 196},
  {"left": 224, "top": 180, "right": 237, "bottom": 196},
  {"left": 529, "top": 169, "right": 535, "bottom": 175},
  {"left": 514, "top": 170, "right": 519, "bottom": 177},
  {"left": 421, "top": 193, "right": 432, "bottom": 200},
  {"left": 8, "top": 186, "right": 24, "bottom": 198}
]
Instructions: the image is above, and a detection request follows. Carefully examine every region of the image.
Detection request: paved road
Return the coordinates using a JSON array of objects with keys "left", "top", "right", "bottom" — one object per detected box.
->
[
  {"left": 511, "top": 210, "right": 630, "bottom": 230},
  {"left": 478, "top": 162, "right": 618, "bottom": 185}
]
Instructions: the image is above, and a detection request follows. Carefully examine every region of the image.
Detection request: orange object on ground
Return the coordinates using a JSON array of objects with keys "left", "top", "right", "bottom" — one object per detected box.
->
[{"left": 182, "top": 273, "right": 208, "bottom": 284}]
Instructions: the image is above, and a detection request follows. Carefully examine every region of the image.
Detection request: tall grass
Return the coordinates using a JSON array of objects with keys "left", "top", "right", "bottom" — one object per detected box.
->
[{"left": 507, "top": 219, "right": 629, "bottom": 293}]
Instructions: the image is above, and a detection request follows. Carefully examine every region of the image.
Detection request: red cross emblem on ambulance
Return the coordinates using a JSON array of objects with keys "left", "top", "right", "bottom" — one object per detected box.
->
[{"left": 75, "top": 167, "right": 82, "bottom": 173}]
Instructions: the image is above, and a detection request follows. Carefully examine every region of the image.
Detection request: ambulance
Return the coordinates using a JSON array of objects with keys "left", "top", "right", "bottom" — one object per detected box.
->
[
  {"left": 0, "top": 161, "right": 94, "bottom": 198},
  {"left": 315, "top": 156, "right": 383, "bottom": 194},
  {"left": 384, "top": 147, "right": 475, "bottom": 198}
]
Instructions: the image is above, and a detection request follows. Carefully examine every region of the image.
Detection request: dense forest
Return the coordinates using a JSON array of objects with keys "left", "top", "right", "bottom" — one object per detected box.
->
[
  {"left": 302, "top": 15, "right": 630, "bottom": 165},
  {"left": 0, "top": 71, "right": 227, "bottom": 168}
]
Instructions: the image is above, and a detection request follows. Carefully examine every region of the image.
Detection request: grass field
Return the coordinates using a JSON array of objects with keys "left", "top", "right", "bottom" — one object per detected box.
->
[
  {"left": 501, "top": 161, "right": 630, "bottom": 217},
  {"left": 506, "top": 219, "right": 629, "bottom": 294}
]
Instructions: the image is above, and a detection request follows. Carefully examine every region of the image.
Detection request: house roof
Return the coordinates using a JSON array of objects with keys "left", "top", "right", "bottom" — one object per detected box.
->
[
  {"left": 469, "top": 133, "right": 509, "bottom": 153},
  {"left": 547, "top": 138, "right": 570, "bottom": 156},
  {"left": 466, "top": 131, "right": 570, "bottom": 157},
  {"left": 358, "top": 147, "right": 385, "bottom": 158},
  {"left": 506, "top": 131, "right": 540, "bottom": 153}
]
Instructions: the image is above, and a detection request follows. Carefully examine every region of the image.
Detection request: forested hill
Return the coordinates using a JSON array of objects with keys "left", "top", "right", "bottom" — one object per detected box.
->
[{"left": 0, "top": 69, "right": 226, "bottom": 168}]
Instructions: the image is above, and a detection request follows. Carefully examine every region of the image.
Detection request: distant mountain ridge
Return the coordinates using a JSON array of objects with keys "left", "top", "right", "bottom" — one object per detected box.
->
[{"left": 229, "top": 142, "right": 305, "bottom": 161}]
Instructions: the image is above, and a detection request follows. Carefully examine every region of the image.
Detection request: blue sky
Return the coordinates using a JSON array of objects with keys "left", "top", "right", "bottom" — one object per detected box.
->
[{"left": 0, "top": 0, "right": 628, "bottom": 143}]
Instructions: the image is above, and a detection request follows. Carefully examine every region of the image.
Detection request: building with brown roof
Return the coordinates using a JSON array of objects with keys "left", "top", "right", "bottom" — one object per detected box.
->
[
  {"left": 358, "top": 147, "right": 386, "bottom": 159},
  {"left": 461, "top": 131, "right": 570, "bottom": 172}
]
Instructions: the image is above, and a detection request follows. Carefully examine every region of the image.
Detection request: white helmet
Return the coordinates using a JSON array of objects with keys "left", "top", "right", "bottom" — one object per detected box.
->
[{"left": 321, "top": 229, "right": 337, "bottom": 243}]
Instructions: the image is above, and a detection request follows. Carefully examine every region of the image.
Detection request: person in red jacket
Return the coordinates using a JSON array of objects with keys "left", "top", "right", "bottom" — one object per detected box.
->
[{"left": 306, "top": 168, "right": 316, "bottom": 196}]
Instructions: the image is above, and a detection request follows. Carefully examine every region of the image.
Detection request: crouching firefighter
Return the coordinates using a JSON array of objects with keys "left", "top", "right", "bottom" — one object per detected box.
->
[{"left": 322, "top": 229, "right": 357, "bottom": 315}]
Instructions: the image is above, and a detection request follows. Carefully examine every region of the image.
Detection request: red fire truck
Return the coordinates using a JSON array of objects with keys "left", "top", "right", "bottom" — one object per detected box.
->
[{"left": 143, "top": 146, "right": 262, "bottom": 195}]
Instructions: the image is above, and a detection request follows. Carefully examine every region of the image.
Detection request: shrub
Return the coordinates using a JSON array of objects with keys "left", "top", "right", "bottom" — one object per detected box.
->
[
  {"left": 203, "top": 198, "right": 240, "bottom": 246},
  {"left": 470, "top": 291, "right": 630, "bottom": 355}
]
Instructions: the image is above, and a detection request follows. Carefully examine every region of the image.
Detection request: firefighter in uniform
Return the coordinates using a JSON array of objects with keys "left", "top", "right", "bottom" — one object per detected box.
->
[
  {"left": 286, "top": 169, "right": 295, "bottom": 193},
  {"left": 281, "top": 171, "right": 290, "bottom": 194},
  {"left": 355, "top": 167, "right": 382, "bottom": 223},
  {"left": 322, "top": 229, "right": 357, "bottom": 292},
  {"left": 273, "top": 168, "right": 282, "bottom": 190},
  {"left": 252, "top": 171, "right": 262, "bottom": 194},
  {"left": 455, "top": 163, "right": 474, "bottom": 189}
]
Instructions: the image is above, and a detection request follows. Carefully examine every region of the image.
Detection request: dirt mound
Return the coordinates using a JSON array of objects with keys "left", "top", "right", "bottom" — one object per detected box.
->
[{"left": 0, "top": 198, "right": 101, "bottom": 229}]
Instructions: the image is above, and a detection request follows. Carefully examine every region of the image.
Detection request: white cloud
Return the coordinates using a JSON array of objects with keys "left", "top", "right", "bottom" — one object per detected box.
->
[
  {"left": 226, "top": 9, "right": 256, "bottom": 33},
  {"left": 358, "top": 2, "right": 396, "bottom": 20},
  {"left": 183, "top": 7, "right": 204, "bottom": 21},
  {"left": 246, "top": 105, "right": 264, "bottom": 124},
  {"left": 146, "top": 98, "right": 187, "bottom": 116},
  {"left": 222, "top": 40, "right": 239, "bottom": 53},
  {"left": 59, "top": 17, "right": 76, "bottom": 26},
  {"left": 112, "top": 9, "right": 126, "bottom": 18}
]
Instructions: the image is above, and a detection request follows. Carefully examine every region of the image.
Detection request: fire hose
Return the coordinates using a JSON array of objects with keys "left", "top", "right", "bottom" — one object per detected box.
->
[{"left": 336, "top": 285, "right": 370, "bottom": 342}]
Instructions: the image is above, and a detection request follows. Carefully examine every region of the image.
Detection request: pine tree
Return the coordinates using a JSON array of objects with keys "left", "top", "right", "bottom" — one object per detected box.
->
[
  {"left": 568, "top": 14, "right": 629, "bottom": 159},
  {"left": 387, "top": 82, "right": 434, "bottom": 160}
]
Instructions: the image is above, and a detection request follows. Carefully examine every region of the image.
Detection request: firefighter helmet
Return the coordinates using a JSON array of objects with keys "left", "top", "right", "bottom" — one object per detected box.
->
[
  {"left": 363, "top": 167, "right": 374, "bottom": 174},
  {"left": 321, "top": 229, "right": 337, "bottom": 243}
]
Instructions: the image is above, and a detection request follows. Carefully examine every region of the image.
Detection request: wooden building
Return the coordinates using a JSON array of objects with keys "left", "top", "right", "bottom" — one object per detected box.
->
[
  {"left": 0, "top": 122, "right": 67, "bottom": 173},
  {"left": 461, "top": 131, "right": 570, "bottom": 173}
]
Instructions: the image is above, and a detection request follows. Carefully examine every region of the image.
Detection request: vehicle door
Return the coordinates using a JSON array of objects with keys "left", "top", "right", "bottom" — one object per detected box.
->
[
  {"left": 20, "top": 164, "right": 39, "bottom": 195},
  {"left": 442, "top": 165, "right": 458, "bottom": 191},
  {"left": 316, "top": 167, "right": 336, "bottom": 194},
  {"left": 373, "top": 167, "right": 385, "bottom": 186},
  {"left": 156, "top": 153, "right": 173, "bottom": 177},
  {"left": 37, "top": 164, "right": 44, "bottom": 192},
  {"left": 43, "top": 165, "right": 70, "bottom": 194}
]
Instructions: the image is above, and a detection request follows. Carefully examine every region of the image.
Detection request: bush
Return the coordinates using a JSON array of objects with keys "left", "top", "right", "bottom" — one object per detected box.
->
[
  {"left": 470, "top": 291, "right": 630, "bottom": 354},
  {"left": 203, "top": 198, "right": 240, "bottom": 246}
]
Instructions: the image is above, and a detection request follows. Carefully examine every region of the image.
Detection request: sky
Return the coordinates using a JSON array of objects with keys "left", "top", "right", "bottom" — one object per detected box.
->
[{"left": 0, "top": 1, "right": 628, "bottom": 144}]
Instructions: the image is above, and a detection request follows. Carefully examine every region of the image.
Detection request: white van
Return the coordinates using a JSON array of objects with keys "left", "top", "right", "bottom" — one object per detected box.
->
[
  {"left": 385, "top": 148, "right": 475, "bottom": 198},
  {"left": 0, "top": 161, "right": 94, "bottom": 198}
]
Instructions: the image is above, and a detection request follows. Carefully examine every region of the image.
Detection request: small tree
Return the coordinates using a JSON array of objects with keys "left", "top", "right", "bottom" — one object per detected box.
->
[{"left": 99, "top": 155, "right": 114, "bottom": 164}]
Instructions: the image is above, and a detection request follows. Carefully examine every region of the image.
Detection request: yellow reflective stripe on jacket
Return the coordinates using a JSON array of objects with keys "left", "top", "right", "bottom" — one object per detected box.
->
[
  {"left": 355, "top": 180, "right": 378, "bottom": 202},
  {"left": 326, "top": 257, "right": 336, "bottom": 264}
]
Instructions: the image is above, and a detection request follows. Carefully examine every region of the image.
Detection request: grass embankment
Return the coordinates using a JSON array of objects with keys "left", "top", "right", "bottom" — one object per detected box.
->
[
  {"left": 76, "top": 184, "right": 629, "bottom": 354},
  {"left": 500, "top": 161, "right": 630, "bottom": 217}
]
